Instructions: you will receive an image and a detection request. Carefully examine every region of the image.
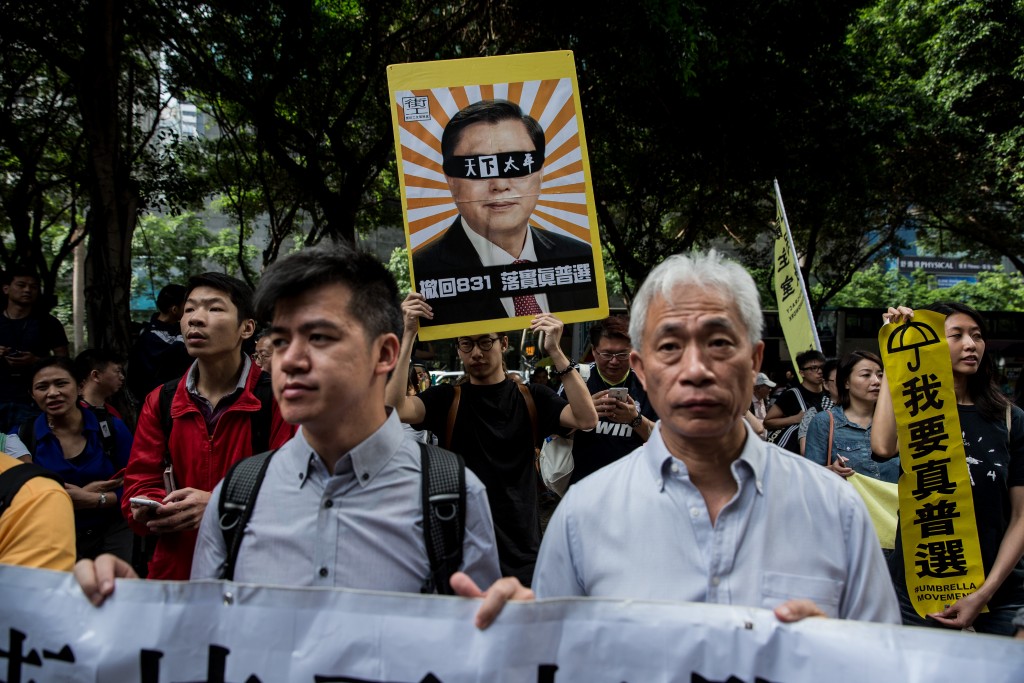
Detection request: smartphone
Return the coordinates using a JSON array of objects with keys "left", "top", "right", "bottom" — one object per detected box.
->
[
  {"left": 129, "top": 497, "right": 162, "bottom": 509},
  {"left": 607, "top": 387, "right": 629, "bottom": 402},
  {"left": 162, "top": 465, "right": 177, "bottom": 493}
]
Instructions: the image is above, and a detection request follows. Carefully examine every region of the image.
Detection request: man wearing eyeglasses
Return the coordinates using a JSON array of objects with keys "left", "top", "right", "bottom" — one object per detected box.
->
[
  {"left": 386, "top": 292, "right": 597, "bottom": 586},
  {"left": 762, "top": 350, "right": 829, "bottom": 453},
  {"left": 562, "top": 316, "right": 658, "bottom": 487}
]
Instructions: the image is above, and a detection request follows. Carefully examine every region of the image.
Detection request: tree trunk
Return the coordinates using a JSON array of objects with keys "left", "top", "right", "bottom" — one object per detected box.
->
[{"left": 76, "top": 0, "right": 137, "bottom": 354}]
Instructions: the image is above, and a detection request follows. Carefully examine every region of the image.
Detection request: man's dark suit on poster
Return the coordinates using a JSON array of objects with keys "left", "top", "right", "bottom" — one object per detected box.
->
[{"left": 412, "top": 218, "right": 598, "bottom": 326}]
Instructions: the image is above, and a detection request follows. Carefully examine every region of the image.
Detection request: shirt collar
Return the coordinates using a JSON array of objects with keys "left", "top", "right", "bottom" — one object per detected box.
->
[
  {"left": 460, "top": 216, "right": 537, "bottom": 266},
  {"left": 185, "top": 354, "right": 252, "bottom": 399},
  {"left": 644, "top": 420, "right": 765, "bottom": 495},
  {"left": 288, "top": 409, "right": 406, "bottom": 488}
]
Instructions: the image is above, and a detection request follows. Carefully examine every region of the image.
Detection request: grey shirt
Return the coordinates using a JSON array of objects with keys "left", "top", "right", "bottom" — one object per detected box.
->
[{"left": 192, "top": 411, "right": 501, "bottom": 591}]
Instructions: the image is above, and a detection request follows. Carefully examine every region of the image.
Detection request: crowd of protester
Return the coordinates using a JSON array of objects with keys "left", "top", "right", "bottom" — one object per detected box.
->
[{"left": 1, "top": 248, "right": 1022, "bottom": 642}]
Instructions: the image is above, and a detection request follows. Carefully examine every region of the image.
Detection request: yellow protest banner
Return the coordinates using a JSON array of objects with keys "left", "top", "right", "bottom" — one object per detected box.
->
[
  {"left": 387, "top": 52, "right": 608, "bottom": 341},
  {"left": 878, "top": 310, "right": 985, "bottom": 618},
  {"left": 772, "top": 180, "right": 820, "bottom": 373}
]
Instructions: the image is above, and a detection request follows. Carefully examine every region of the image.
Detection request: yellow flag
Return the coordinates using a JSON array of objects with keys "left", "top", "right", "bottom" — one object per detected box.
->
[
  {"left": 772, "top": 181, "right": 820, "bottom": 373},
  {"left": 878, "top": 310, "right": 986, "bottom": 618}
]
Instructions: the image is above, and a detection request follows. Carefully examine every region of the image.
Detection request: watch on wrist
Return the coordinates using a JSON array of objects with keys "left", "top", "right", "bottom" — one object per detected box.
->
[
  {"left": 97, "top": 492, "right": 107, "bottom": 507},
  {"left": 629, "top": 411, "right": 643, "bottom": 429}
]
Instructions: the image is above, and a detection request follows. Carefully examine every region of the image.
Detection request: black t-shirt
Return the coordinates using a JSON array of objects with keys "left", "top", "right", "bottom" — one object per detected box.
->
[
  {"left": 415, "top": 379, "right": 567, "bottom": 586},
  {"left": 566, "top": 366, "right": 658, "bottom": 486},
  {"left": 772, "top": 384, "right": 826, "bottom": 417},
  {"left": 891, "top": 404, "right": 1024, "bottom": 609},
  {"left": 0, "top": 312, "right": 69, "bottom": 403}
]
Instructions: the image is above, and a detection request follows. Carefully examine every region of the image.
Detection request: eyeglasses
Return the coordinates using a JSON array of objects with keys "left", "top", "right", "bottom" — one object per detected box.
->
[
  {"left": 457, "top": 336, "right": 500, "bottom": 353},
  {"left": 595, "top": 351, "right": 630, "bottom": 361},
  {"left": 254, "top": 351, "right": 273, "bottom": 361},
  {"left": 801, "top": 365, "right": 824, "bottom": 373}
]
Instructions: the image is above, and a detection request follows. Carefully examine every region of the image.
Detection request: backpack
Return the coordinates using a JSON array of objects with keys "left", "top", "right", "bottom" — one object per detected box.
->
[
  {"left": 215, "top": 441, "right": 467, "bottom": 595},
  {"left": 17, "top": 403, "right": 119, "bottom": 468},
  {"left": 0, "top": 462, "right": 62, "bottom": 518},
  {"left": 156, "top": 371, "right": 274, "bottom": 474}
]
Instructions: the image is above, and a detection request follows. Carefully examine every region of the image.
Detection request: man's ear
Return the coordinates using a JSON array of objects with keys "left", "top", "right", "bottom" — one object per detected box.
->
[
  {"left": 500, "top": 336, "right": 509, "bottom": 352},
  {"left": 239, "top": 319, "right": 256, "bottom": 340},
  {"left": 630, "top": 350, "right": 647, "bottom": 392},
  {"left": 375, "top": 333, "right": 400, "bottom": 377}
]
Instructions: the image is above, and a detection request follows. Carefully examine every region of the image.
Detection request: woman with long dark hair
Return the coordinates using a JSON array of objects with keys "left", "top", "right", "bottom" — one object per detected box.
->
[{"left": 873, "top": 302, "right": 1024, "bottom": 635}]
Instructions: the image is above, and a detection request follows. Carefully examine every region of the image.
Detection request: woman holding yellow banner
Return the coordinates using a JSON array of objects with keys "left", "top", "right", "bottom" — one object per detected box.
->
[{"left": 873, "top": 302, "right": 1024, "bottom": 636}]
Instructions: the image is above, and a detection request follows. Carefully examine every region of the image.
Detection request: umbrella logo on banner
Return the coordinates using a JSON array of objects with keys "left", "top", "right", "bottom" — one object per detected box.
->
[{"left": 886, "top": 321, "right": 941, "bottom": 372}]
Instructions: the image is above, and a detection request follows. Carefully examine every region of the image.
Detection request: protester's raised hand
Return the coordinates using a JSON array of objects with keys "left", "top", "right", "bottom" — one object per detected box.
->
[
  {"left": 531, "top": 314, "right": 565, "bottom": 357},
  {"left": 401, "top": 292, "right": 432, "bottom": 336},
  {"left": 882, "top": 306, "right": 914, "bottom": 326},
  {"left": 74, "top": 554, "right": 138, "bottom": 607},
  {"left": 450, "top": 571, "right": 535, "bottom": 629}
]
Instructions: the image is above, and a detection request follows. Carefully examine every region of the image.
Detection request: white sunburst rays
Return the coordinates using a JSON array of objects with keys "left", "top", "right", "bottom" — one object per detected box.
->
[{"left": 397, "top": 79, "right": 589, "bottom": 249}]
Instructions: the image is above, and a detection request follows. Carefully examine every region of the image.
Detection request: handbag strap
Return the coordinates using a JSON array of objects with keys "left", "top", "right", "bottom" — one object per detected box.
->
[{"left": 826, "top": 410, "right": 835, "bottom": 467}]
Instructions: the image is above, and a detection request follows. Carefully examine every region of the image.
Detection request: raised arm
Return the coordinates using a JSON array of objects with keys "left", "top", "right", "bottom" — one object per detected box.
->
[
  {"left": 871, "top": 306, "right": 914, "bottom": 459},
  {"left": 384, "top": 293, "right": 428, "bottom": 425},
  {"left": 532, "top": 314, "right": 597, "bottom": 431}
]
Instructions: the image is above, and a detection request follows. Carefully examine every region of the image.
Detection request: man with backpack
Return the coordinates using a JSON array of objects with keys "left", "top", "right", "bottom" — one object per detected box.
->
[
  {"left": 0, "top": 451, "right": 75, "bottom": 570},
  {"left": 122, "top": 273, "right": 293, "bottom": 580},
  {"left": 77, "top": 245, "right": 499, "bottom": 601},
  {"left": 762, "top": 350, "right": 830, "bottom": 453},
  {"left": 385, "top": 293, "right": 597, "bottom": 586}
]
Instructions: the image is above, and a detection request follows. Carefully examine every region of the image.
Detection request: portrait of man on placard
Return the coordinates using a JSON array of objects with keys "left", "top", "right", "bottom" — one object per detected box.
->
[{"left": 405, "top": 95, "right": 601, "bottom": 331}]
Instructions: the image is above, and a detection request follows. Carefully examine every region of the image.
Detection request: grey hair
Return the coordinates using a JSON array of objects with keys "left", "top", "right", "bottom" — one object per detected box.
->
[{"left": 628, "top": 250, "right": 763, "bottom": 350}]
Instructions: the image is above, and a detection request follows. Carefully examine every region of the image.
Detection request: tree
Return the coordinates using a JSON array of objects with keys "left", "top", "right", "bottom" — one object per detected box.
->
[{"left": 850, "top": 0, "right": 1024, "bottom": 274}]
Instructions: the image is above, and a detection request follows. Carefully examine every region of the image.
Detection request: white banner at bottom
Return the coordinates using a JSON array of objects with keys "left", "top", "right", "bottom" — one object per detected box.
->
[{"left": 0, "top": 565, "right": 1021, "bottom": 682}]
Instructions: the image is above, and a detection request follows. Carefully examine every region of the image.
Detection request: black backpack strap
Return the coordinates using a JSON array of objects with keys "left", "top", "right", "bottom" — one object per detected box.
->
[
  {"left": 17, "top": 421, "right": 36, "bottom": 457},
  {"left": 0, "top": 463, "right": 62, "bottom": 517},
  {"left": 217, "top": 450, "right": 276, "bottom": 580},
  {"left": 419, "top": 442, "right": 466, "bottom": 595},
  {"left": 158, "top": 379, "right": 178, "bottom": 468},
  {"left": 250, "top": 372, "right": 274, "bottom": 455}
]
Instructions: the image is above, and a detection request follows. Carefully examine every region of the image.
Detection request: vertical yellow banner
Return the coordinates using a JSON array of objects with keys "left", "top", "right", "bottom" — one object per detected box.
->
[
  {"left": 878, "top": 310, "right": 986, "bottom": 617},
  {"left": 772, "top": 181, "right": 820, "bottom": 373}
]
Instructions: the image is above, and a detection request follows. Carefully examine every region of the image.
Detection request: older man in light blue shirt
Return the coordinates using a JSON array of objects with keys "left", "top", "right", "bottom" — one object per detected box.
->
[{"left": 454, "top": 249, "right": 899, "bottom": 627}]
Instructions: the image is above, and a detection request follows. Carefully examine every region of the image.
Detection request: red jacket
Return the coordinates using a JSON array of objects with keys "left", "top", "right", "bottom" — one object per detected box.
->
[{"left": 123, "top": 362, "right": 295, "bottom": 580}]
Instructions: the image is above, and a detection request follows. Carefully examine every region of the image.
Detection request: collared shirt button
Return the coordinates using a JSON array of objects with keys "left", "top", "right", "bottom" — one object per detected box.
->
[
  {"left": 298, "top": 472, "right": 304, "bottom": 480},
  {"left": 690, "top": 507, "right": 701, "bottom": 518},
  {"left": 711, "top": 576, "right": 721, "bottom": 586},
  {"left": 671, "top": 464, "right": 680, "bottom": 474},
  {"left": 361, "top": 473, "right": 369, "bottom": 481},
  {"left": 324, "top": 499, "right": 334, "bottom": 509},
  {"left": 319, "top": 567, "right": 329, "bottom": 577}
]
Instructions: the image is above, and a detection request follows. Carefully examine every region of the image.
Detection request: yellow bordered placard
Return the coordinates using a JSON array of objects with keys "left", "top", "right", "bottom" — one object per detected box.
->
[
  {"left": 878, "top": 310, "right": 985, "bottom": 618},
  {"left": 387, "top": 52, "right": 608, "bottom": 341},
  {"left": 772, "top": 181, "right": 820, "bottom": 373}
]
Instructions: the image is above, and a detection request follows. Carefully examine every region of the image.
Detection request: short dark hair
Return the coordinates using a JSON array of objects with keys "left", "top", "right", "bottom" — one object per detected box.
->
[
  {"left": 835, "top": 351, "right": 882, "bottom": 409},
  {"left": 185, "top": 273, "right": 255, "bottom": 324},
  {"left": 441, "top": 99, "right": 545, "bottom": 164},
  {"left": 823, "top": 357, "right": 840, "bottom": 380},
  {"left": 795, "top": 349, "right": 826, "bottom": 370},
  {"left": 589, "top": 315, "right": 631, "bottom": 348},
  {"left": 254, "top": 243, "right": 402, "bottom": 342},
  {"left": 3, "top": 265, "right": 40, "bottom": 284},
  {"left": 923, "top": 301, "right": 1008, "bottom": 422},
  {"left": 74, "top": 348, "right": 122, "bottom": 380},
  {"left": 156, "top": 284, "right": 186, "bottom": 314},
  {"left": 31, "top": 356, "right": 81, "bottom": 386}
]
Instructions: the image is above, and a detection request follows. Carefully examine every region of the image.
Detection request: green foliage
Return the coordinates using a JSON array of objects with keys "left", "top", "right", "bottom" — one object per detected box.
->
[
  {"left": 131, "top": 213, "right": 213, "bottom": 306},
  {"left": 386, "top": 246, "right": 411, "bottom": 298},
  {"left": 818, "top": 264, "right": 1024, "bottom": 311}
]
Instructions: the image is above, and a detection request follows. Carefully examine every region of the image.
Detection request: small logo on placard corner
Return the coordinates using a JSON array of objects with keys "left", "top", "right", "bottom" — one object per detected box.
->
[{"left": 402, "top": 96, "right": 431, "bottom": 122}]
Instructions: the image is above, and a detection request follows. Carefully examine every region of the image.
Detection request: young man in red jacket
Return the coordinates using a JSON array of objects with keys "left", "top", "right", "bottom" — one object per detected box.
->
[{"left": 122, "top": 273, "right": 293, "bottom": 580}]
